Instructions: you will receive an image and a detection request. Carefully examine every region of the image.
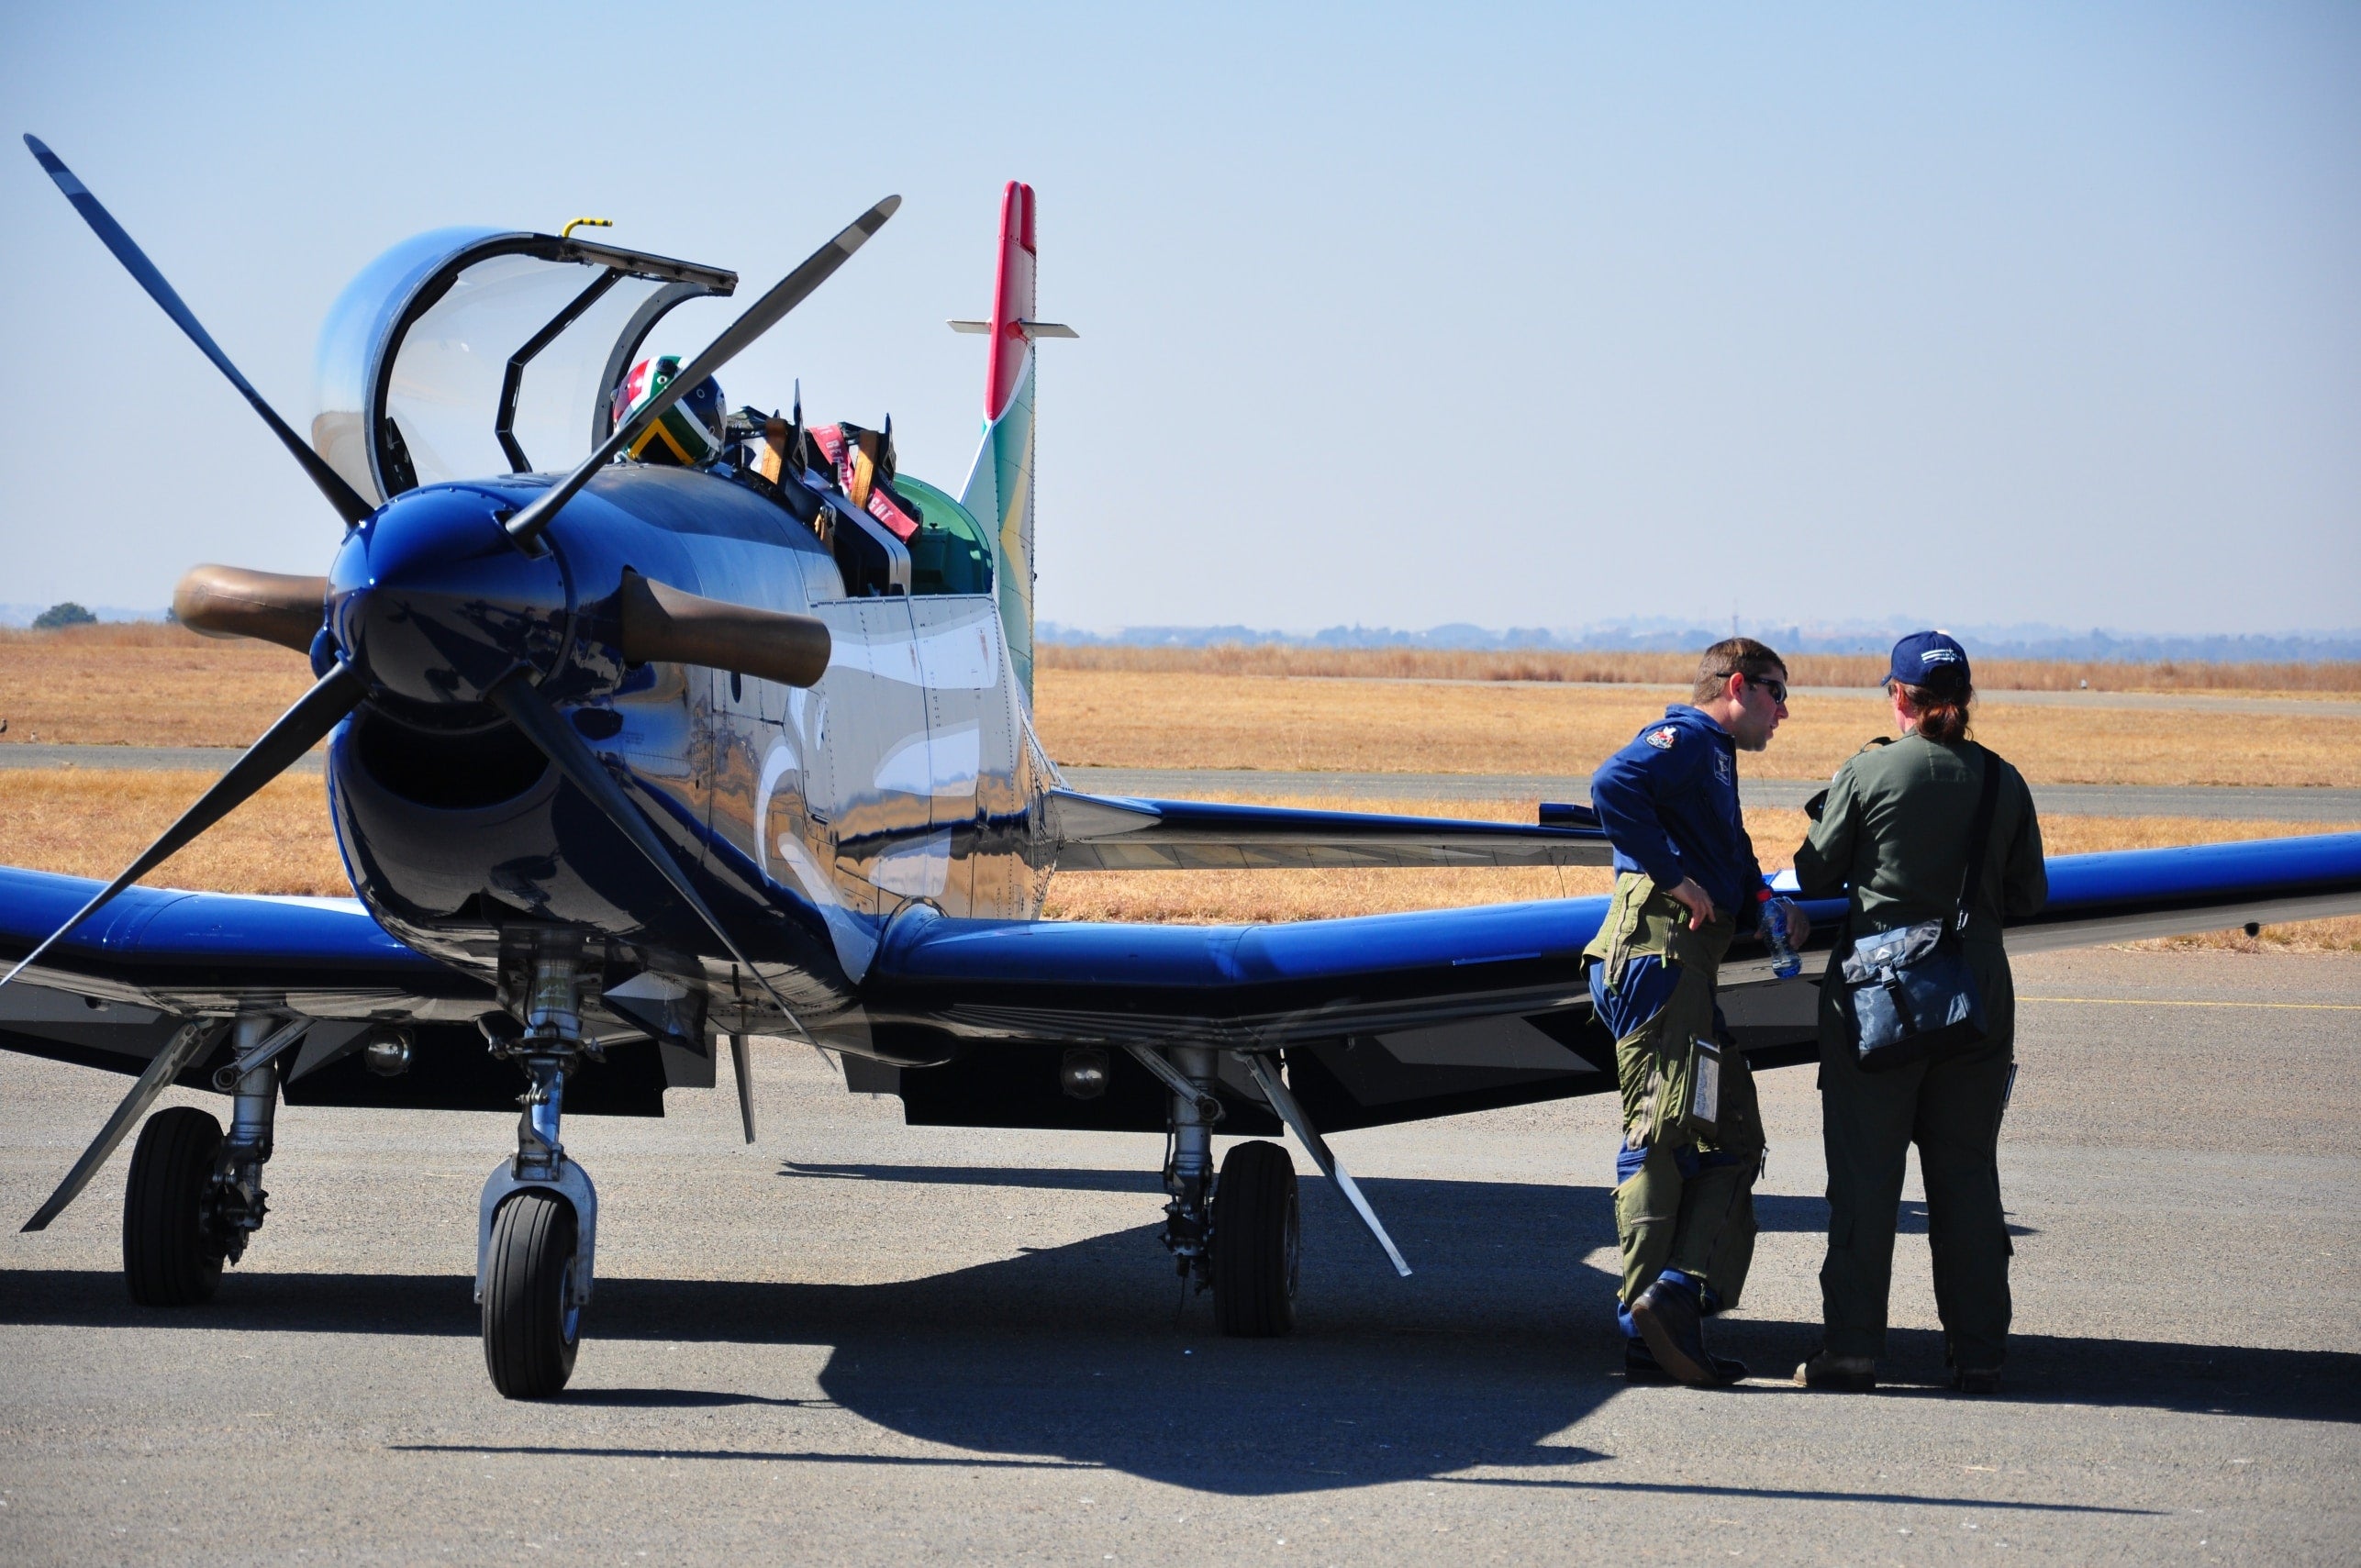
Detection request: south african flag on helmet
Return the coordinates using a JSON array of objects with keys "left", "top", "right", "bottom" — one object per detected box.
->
[{"left": 612, "top": 354, "right": 726, "bottom": 466}]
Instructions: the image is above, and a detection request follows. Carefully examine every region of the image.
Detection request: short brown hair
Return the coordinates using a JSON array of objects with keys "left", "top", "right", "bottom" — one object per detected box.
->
[{"left": 1694, "top": 637, "right": 1787, "bottom": 704}]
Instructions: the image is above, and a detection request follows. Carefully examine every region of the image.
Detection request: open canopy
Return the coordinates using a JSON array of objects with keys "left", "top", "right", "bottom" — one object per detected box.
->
[{"left": 311, "top": 228, "right": 736, "bottom": 506}]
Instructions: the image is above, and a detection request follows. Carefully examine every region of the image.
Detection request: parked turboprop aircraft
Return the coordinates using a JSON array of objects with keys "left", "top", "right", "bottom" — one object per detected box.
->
[{"left": 6, "top": 137, "right": 2359, "bottom": 1397}]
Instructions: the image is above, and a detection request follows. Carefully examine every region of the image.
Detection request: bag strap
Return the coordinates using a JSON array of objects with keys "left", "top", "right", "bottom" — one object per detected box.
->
[{"left": 1952, "top": 744, "right": 2006, "bottom": 936}]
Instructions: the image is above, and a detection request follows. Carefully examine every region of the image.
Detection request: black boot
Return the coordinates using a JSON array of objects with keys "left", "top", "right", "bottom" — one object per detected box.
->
[
  {"left": 1631, "top": 1276, "right": 1731, "bottom": 1386},
  {"left": 1949, "top": 1366, "right": 2001, "bottom": 1396},
  {"left": 1625, "top": 1337, "right": 1748, "bottom": 1385},
  {"left": 1793, "top": 1350, "right": 1877, "bottom": 1392}
]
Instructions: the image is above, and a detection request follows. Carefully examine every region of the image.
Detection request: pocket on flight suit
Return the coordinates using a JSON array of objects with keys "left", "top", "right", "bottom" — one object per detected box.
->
[
  {"left": 1704, "top": 1038, "right": 1764, "bottom": 1162},
  {"left": 1618, "top": 963, "right": 1721, "bottom": 1147},
  {"left": 1674, "top": 1034, "right": 1724, "bottom": 1141}
]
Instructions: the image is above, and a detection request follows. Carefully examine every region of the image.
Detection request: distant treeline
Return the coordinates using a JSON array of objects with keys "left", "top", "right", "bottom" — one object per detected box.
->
[
  {"left": 0, "top": 622, "right": 204, "bottom": 648},
  {"left": 1038, "top": 644, "right": 2361, "bottom": 694},
  {"left": 1039, "top": 621, "right": 2361, "bottom": 665}
]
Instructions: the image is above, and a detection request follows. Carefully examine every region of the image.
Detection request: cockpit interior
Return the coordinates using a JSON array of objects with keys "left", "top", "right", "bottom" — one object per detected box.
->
[{"left": 313, "top": 227, "right": 995, "bottom": 603}]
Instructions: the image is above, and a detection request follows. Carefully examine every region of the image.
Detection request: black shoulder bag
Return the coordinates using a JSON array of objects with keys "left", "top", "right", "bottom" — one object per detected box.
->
[{"left": 1839, "top": 744, "right": 2003, "bottom": 1073}]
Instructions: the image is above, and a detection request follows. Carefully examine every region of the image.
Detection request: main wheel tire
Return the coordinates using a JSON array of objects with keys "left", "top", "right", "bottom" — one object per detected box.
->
[
  {"left": 123, "top": 1106, "right": 226, "bottom": 1307},
  {"left": 483, "top": 1190, "right": 581, "bottom": 1398},
  {"left": 1212, "top": 1139, "right": 1299, "bottom": 1337}
]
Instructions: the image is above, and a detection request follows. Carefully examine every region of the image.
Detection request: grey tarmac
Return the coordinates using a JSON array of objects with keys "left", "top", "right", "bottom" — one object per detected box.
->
[
  {"left": 4, "top": 744, "right": 2357, "bottom": 821},
  {"left": 1, "top": 947, "right": 2355, "bottom": 1564}
]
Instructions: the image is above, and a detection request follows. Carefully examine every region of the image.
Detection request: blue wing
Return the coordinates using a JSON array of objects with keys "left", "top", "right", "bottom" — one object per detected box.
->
[
  {"left": 0, "top": 865, "right": 498, "bottom": 1090},
  {"left": 1044, "top": 790, "right": 1614, "bottom": 869},
  {"left": 0, "top": 867, "right": 700, "bottom": 1116},
  {"left": 863, "top": 832, "right": 2361, "bottom": 1132}
]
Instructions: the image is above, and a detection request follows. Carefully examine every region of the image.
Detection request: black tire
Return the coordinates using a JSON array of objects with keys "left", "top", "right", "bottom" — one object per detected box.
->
[
  {"left": 483, "top": 1189, "right": 581, "bottom": 1398},
  {"left": 1212, "top": 1139, "right": 1299, "bottom": 1337},
  {"left": 123, "top": 1106, "right": 225, "bottom": 1307}
]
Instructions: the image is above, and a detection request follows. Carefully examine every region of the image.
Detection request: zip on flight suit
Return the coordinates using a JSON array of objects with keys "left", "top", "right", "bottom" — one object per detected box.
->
[{"left": 1584, "top": 705, "right": 1770, "bottom": 1320}]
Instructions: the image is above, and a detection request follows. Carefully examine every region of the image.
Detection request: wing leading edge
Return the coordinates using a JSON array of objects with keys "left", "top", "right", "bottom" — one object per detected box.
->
[{"left": 864, "top": 831, "right": 2361, "bottom": 1133}]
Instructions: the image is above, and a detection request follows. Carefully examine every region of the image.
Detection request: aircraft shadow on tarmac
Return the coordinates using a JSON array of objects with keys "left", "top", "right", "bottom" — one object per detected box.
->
[{"left": 0, "top": 1171, "right": 2341, "bottom": 1499}]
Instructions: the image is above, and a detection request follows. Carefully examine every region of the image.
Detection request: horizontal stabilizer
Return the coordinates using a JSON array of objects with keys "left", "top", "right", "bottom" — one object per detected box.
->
[
  {"left": 1044, "top": 790, "right": 1615, "bottom": 871},
  {"left": 947, "top": 318, "right": 1077, "bottom": 339}
]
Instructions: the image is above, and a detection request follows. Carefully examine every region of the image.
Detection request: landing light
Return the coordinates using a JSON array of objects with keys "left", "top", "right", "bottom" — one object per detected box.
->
[
  {"left": 1061, "top": 1047, "right": 1109, "bottom": 1100},
  {"left": 362, "top": 1028, "right": 414, "bottom": 1078}
]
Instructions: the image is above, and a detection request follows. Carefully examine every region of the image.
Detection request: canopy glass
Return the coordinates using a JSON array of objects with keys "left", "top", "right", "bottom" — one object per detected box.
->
[{"left": 312, "top": 228, "right": 735, "bottom": 505}]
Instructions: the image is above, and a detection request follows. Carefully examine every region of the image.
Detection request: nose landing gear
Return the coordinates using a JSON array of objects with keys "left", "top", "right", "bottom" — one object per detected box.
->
[{"left": 476, "top": 937, "right": 599, "bottom": 1399}]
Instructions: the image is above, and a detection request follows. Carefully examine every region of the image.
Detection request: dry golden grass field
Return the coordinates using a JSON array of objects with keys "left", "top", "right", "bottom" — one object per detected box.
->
[
  {"left": 0, "top": 625, "right": 314, "bottom": 748},
  {"left": 2, "top": 629, "right": 2355, "bottom": 949},
  {"left": 1033, "top": 670, "right": 2361, "bottom": 786},
  {"left": 0, "top": 772, "right": 2351, "bottom": 952},
  {"left": 6, "top": 628, "right": 2357, "bottom": 771}
]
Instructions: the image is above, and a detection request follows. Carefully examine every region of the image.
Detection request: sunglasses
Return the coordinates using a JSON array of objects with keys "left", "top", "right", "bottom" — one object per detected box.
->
[{"left": 1747, "top": 674, "right": 1788, "bottom": 704}]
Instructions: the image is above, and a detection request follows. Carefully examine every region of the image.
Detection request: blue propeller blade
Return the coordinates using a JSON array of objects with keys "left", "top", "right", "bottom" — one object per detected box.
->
[
  {"left": 484, "top": 670, "right": 811, "bottom": 1040},
  {"left": 0, "top": 662, "right": 368, "bottom": 995},
  {"left": 504, "top": 195, "right": 900, "bottom": 548},
  {"left": 23, "top": 135, "right": 375, "bottom": 527}
]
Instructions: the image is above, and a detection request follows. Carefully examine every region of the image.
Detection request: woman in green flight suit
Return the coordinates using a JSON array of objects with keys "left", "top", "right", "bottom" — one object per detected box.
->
[{"left": 1790, "top": 632, "right": 2047, "bottom": 1395}]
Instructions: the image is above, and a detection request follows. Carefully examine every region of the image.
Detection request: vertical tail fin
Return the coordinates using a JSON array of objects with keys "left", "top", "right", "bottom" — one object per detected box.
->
[{"left": 952, "top": 181, "right": 1073, "bottom": 706}]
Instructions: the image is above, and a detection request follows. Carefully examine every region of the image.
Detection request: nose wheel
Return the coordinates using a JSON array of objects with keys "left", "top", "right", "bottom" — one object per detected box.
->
[
  {"left": 482, "top": 1188, "right": 582, "bottom": 1397},
  {"left": 475, "top": 935, "right": 600, "bottom": 1399}
]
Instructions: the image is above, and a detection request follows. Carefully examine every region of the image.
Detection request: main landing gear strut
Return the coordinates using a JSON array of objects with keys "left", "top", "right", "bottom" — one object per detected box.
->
[
  {"left": 121, "top": 1011, "right": 302, "bottom": 1306},
  {"left": 1132, "top": 1045, "right": 1411, "bottom": 1339},
  {"left": 477, "top": 936, "right": 600, "bottom": 1398}
]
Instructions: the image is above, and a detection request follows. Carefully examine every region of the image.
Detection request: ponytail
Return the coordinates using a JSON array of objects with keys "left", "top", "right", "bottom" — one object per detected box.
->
[{"left": 1898, "top": 681, "right": 1973, "bottom": 743}]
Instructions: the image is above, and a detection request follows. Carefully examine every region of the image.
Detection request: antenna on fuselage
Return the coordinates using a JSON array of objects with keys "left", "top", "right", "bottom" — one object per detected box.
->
[{"left": 561, "top": 217, "right": 613, "bottom": 240}]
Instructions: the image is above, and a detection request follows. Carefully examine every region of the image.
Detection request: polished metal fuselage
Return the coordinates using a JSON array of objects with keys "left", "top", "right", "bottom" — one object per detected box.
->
[{"left": 324, "top": 463, "right": 1053, "bottom": 1048}]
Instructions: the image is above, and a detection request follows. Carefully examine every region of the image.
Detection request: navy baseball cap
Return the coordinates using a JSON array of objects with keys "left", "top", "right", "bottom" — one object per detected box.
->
[{"left": 1883, "top": 630, "right": 1972, "bottom": 690}]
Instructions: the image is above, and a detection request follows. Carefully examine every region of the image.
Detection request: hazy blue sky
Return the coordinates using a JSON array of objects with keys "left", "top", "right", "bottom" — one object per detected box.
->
[{"left": 3, "top": 3, "right": 2354, "bottom": 635}]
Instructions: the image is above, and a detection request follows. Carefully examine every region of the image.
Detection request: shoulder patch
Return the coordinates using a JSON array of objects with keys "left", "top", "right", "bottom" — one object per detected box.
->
[
  {"left": 1644, "top": 725, "right": 1680, "bottom": 750},
  {"left": 1858, "top": 736, "right": 1895, "bottom": 752}
]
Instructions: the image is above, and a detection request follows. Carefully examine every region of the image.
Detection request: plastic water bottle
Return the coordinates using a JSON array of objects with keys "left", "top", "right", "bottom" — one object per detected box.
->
[{"left": 1758, "top": 890, "right": 1801, "bottom": 980}]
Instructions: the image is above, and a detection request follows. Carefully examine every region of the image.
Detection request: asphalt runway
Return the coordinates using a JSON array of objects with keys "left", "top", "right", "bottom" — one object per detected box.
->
[
  {"left": 5, "top": 744, "right": 2357, "bottom": 821},
  {"left": 1, "top": 949, "right": 2355, "bottom": 1564}
]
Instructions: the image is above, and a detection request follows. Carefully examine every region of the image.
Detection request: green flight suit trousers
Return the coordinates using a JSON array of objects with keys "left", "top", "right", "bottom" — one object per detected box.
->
[
  {"left": 1816, "top": 941, "right": 2016, "bottom": 1370},
  {"left": 1588, "top": 876, "right": 1765, "bottom": 1311}
]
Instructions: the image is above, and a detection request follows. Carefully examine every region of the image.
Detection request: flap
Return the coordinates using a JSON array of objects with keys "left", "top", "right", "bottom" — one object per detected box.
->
[{"left": 1043, "top": 790, "right": 1616, "bottom": 871}]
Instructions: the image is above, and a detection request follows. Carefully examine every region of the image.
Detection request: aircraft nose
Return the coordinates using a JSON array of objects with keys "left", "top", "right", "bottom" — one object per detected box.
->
[{"left": 328, "top": 486, "right": 570, "bottom": 707}]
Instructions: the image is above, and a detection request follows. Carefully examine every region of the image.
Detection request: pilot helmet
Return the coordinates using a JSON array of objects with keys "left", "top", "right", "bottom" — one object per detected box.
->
[{"left": 613, "top": 354, "right": 727, "bottom": 466}]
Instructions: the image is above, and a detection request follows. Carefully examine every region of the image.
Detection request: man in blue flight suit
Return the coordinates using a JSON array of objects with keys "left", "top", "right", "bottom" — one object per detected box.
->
[{"left": 1583, "top": 637, "right": 1807, "bottom": 1386}]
